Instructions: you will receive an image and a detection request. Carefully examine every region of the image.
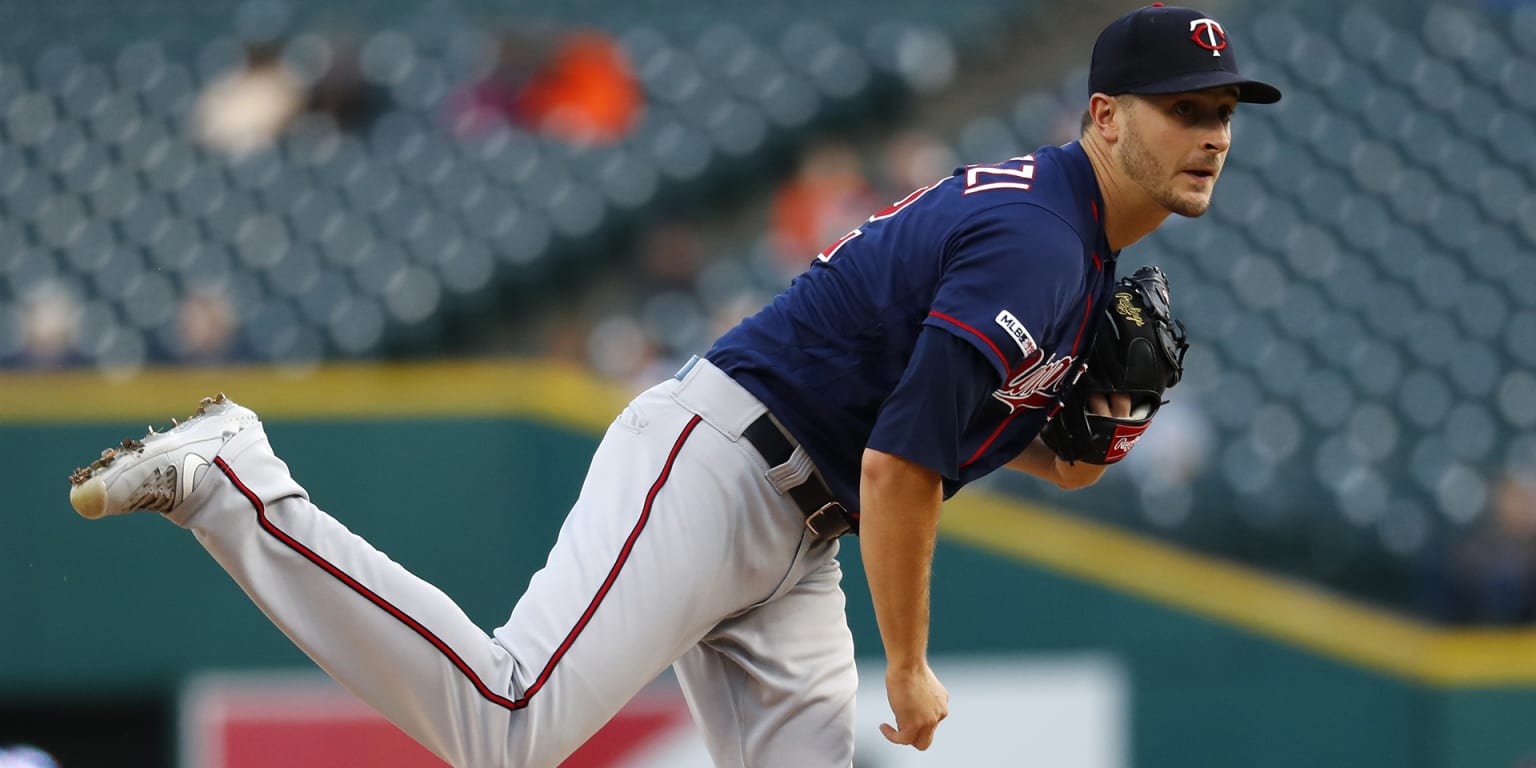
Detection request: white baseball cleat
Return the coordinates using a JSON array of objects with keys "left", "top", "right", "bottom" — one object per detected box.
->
[{"left": 68, "top": 393, "right": 260, "bottom": 520}]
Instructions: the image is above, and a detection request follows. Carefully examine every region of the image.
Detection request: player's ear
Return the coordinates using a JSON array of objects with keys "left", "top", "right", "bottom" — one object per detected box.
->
[{"left": 1086, "top": 93, "right": 1121, "bottom": 143}]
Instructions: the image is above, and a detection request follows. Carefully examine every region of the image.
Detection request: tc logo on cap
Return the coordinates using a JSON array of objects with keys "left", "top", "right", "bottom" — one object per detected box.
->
[{"left": 1189, "top": 18, "right": 1227, "bottom": 57}]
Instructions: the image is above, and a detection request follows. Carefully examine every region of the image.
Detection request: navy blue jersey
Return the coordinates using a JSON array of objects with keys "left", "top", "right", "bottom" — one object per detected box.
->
[{"left": 707, "top": 141, "right": 1118, "bottom": 511}]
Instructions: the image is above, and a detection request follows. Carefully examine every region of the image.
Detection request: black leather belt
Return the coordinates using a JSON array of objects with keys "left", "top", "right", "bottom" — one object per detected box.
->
[
  {"left": 675, "top": 357, "right": 857, "bottom": 540},
  {"left": 740, "top": 415, "right": 857, "bottom": 540}
]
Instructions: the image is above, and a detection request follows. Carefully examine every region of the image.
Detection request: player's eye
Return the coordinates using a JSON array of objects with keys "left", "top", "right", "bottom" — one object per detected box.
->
[
  {"left": 1218, "top": 105, "right": 1235, "bottom": 123},
  {"left": 1173, "top": 101, "right": 1196, "bottom": 118}
]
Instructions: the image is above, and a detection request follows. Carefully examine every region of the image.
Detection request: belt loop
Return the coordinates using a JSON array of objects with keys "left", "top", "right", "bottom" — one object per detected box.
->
[
  {"left": 667, "top": 356, "right": 856, "bottom": 540},
  {"left": 673, "top": 355, "right": 701, "bottom": 381},
  {"left": 668, "top": 357, "right": 764, "bottom": 440},
  {"left": 740, "top": 412, "right": 856, "bottom": 540}
]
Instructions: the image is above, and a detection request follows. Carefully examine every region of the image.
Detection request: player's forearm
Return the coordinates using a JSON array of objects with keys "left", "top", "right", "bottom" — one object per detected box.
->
[
  {"left": 1004, "top": 438, "right": 1058, "bottom": 478},
  {"left": 1005, "top": 438, "right": 1107, "bottom": 489},
  {"left": 858, "top": 448, "right": 943, "bottom": 671}
]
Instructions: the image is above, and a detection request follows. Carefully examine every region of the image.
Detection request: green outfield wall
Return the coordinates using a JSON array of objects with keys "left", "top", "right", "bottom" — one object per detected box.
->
[{"left": 5, "top": 362, "right": 1536, "bottom": 767}]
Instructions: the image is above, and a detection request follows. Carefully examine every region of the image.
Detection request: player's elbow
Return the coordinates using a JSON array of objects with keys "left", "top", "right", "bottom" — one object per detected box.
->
[
  {"left": 1054, "top": 474, "right": 1097, "bottom": 491},
  {"left": 860, "top": 448, "right": 943, "bottom": 505},
  {"left": 861, "top": 448, "right": 938, "bottom": 487}
]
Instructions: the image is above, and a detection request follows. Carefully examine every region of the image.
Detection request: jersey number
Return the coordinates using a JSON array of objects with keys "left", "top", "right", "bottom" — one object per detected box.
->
[
  {"left": 816, "top": 155, "right": 1036, "bottom": 262},
  {"left": 963, "top": 156, "right": 1036, "bottom": 194}
]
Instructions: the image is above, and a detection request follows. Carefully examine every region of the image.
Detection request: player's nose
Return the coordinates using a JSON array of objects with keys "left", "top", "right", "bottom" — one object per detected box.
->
[{"left": 1202, "top": 124, "right": 1231, "bottom": 154}]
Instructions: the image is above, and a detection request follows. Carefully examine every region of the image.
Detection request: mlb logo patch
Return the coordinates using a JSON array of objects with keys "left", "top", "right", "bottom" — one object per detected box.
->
[{"left": 994, "top": 310, "right": 1039, "bottom": 359}]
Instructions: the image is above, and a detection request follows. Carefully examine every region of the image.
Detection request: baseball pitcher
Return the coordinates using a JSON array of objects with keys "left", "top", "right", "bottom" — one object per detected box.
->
[{"left": 67, "top": 5, "right": 1276, "bottom": 766}]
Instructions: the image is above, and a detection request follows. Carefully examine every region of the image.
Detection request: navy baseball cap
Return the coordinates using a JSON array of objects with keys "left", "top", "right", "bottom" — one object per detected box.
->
[{"left": 1090, "top": 4, "right": 1281, "bottom": 104}]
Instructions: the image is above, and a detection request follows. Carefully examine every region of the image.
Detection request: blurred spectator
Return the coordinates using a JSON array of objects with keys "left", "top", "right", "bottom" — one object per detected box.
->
[
  {"left": 1420, "top": 465, "right": 1536, "bottom": 624},
  {"left": 571, "top": 224, "right": 713, "bottom": 389},
  {"left": 449, "top": 27, "right": 641, "bottom": 145},
  {"left": 447, "top": 27, "right": 549, "bottom": 136},
  {"left": 769, "top": 139, "right": 879, "bottom": 275},
  {"left": 177, "top": 290, "right": 238, "bottom": 361},
  {"left": 533, "top": 308, "right": 595, "bottom": 368},
  {"left": 519, "top": 29, "right": 640, "bottom": 144},
  {"left": 18, "top": 282, "right": 80, "bottom": 368},
  {"left": 306, "top": 38, "right": 390, "bottom": 135},
  {"left": 192, "top": 41, "right": 304, "bottom": 157},
  {"left": 875, "top": 129, "right": 957, "bottom": 201},
  {"left": 637, "top": 223, "right": 706, "bottom": 294},
  {"left": 586, "top": 312, "right": 664, "bottom": 390}
]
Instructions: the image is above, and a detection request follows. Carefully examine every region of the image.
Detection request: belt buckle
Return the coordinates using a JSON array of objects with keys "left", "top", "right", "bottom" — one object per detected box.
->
[{"left": 805, "top": 502, "right": 850, "bottom": 540}]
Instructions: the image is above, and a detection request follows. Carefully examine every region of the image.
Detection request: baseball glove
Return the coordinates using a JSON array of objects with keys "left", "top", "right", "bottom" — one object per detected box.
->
[{"left": 1039, "top": 265, "right": 1188, "bottom": 465}]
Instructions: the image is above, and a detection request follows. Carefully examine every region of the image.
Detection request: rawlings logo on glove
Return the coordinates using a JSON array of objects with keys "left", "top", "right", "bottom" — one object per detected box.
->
[
  {"left": 1105, "top": 422, "right": 1151, "bottom": 463},
  {"left": 1039, "top": 265, "right": 1188, "bottom": 465},
  {"left": 1113, "top": 292, "right": 1145, "bottom": 327}
]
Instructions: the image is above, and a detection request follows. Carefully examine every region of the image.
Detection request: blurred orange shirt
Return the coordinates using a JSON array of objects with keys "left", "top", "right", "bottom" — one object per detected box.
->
[
  {"left": 515, "top": 31, "right": 642, "bottom": 143},
  {"left": 770, "top": 144, "right": 878, "bottom": 269}
]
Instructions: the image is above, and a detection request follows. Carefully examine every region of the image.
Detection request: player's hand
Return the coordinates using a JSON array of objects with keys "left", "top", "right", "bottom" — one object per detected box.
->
[
  {"left": 1086, "top": 391, "right": 1133, "bottom": 418},
  {"left": 880, "top": 663, "right": 949, "bottom": 751}
]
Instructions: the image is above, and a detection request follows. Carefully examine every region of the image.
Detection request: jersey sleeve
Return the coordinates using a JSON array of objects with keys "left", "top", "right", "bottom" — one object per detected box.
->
[
  {"left": 923, "top": 203, "right": 1088, "bottom": 385},
  {"left": 866, "top": 325, "right": 998, "bottom": 481}
]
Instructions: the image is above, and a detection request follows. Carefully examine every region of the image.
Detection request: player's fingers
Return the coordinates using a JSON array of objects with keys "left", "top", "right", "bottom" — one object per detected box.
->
[
  {"left": 1086, "top": 392, "right": 1111, "bottom": 417},
  {"left": 915, "top": 712, "right": 949, "bottom": 750},
  {"left": 1110, "top": 392, "right": 1133, "bottom": 418},
  {"left": 917, "top": 704, "right": 948, "bottom": 750},
  {"left": 880, "top": 722, "right": 911, "bottom": 745},
  {"left": 884, "top": 713, "right": 945, "bottom": 750}
]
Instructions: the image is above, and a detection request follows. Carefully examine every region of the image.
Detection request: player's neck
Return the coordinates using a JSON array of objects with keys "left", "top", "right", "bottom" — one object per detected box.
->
[{"left": 1080, "top": 135, "right": 1172, "bottom": 252}]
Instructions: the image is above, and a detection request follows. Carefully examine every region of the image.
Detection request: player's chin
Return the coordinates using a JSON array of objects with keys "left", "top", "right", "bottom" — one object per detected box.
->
[{"left": 1164, "top": 195, "right": 1212, "bottom": 218}]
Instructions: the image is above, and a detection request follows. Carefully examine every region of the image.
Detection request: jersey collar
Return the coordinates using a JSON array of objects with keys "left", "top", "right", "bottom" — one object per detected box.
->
[{"left": 1060, "top": 141, "right": 1119, "bottom": 268}]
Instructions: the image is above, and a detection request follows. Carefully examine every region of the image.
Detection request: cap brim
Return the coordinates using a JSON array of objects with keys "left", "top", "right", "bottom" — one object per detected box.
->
[{"left": 1128, "top": 70, "right": 1282, "bottom": 104}]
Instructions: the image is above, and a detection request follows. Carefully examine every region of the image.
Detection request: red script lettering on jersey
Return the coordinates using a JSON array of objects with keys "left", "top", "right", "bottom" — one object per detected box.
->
[{"left": 991, "top": 354, "right": 1076, "bottom": 412}]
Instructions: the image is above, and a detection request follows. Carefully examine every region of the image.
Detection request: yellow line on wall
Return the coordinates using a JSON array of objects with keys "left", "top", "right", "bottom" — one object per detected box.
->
[
  {"left": 0, "top": 359, "right": 635, "bottom": 433},
  {"left": 941, "top": 491, "right": 1536, "bottom": 686},
  {"left": 7, "top": 359, "right": 1536, "bottom": 686}
]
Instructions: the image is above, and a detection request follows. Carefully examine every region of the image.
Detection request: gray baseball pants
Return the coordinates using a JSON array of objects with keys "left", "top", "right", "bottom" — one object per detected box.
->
[{"left": 167, "top": 359, "right": 858, "bottom": 767}]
